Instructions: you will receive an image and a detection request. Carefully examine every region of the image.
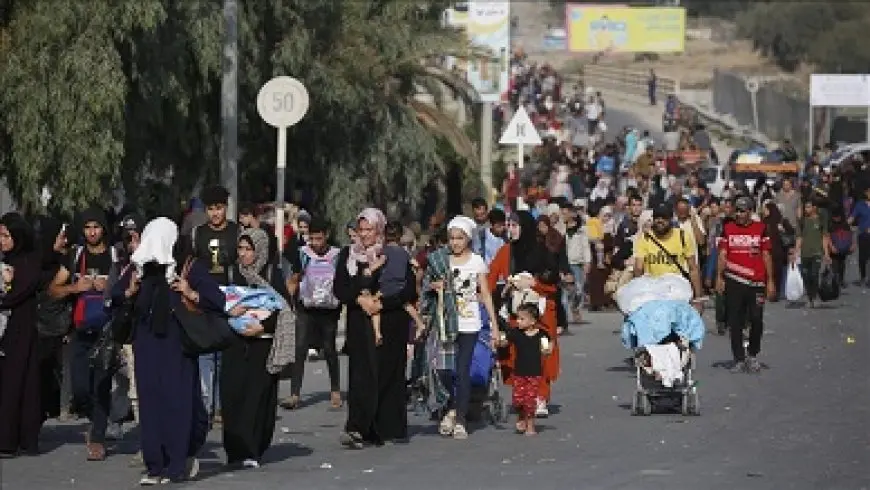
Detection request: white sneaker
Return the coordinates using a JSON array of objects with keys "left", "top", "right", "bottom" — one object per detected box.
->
[
  {"left": 139, "top": 475, "right": 166, "bottom": 486},
  {"left": 185, "top": 457, "right": 200, "bottom": 479},
  {"left": 242, "top": 459, "right": 260, "bottom": 469},
  {"left": 535, "top": 399, "right": 549, "bottom": 418},
  {"left": 307, "top": 348, "right": 319, "bottom": 360},
  {"left": 452, "top": 423, "right": 468, "bottom": 440},
  {"left": 438, "top": 410, "right": 456, "bottom": 436}
]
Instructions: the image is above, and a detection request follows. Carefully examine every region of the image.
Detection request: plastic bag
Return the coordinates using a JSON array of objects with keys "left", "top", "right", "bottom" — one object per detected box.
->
[
  {"left": 614, "top": 273, "right": 693, "bottom": 315},
  {"left": 818, "top": 264, "right": 840, "bottom": 302},
  {"left": 785, "top": 263, "right": 804, "bottom": 302}
]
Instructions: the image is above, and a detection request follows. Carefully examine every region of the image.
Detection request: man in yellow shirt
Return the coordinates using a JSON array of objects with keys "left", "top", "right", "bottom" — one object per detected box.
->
[{"left": 633, "top": 204, "right": 704, "bottom": 311}]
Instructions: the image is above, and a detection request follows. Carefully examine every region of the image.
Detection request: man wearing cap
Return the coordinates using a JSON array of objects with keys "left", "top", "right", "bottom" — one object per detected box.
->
[
  {"left": 716, "top": 196, "right": 776, "bottom": 374},
  {"left": 633, "top": 203, "right": 704, "bottom": 311}
]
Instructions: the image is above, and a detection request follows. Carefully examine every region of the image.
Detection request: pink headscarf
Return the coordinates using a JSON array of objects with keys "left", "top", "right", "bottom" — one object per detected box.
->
[{"left": 347, "top": 207, "right": 386, "bottom": 275}]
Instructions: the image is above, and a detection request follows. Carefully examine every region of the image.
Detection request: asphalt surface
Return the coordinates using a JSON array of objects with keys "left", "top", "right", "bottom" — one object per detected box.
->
[{"left": 3, "top": 271, "right": 869, "bottom": 489}]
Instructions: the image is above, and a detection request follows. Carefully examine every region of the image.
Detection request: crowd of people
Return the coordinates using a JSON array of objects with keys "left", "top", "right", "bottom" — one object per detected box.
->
[{"left": 1, "top": 57, "right": 870, "bottom": 486}]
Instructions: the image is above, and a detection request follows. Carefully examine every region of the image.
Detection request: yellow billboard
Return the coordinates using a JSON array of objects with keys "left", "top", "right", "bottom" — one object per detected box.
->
[{"left": 566, "top": 5, "right": 686, "bottom": 53}]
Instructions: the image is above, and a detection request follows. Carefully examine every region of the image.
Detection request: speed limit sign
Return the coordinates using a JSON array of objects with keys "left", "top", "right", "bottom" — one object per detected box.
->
[
  {"left": 256, "top": 76, "right": 310, "bottom": 255},
  {"left": 256, "top": 76, "right": 310, "bottom": 128}
]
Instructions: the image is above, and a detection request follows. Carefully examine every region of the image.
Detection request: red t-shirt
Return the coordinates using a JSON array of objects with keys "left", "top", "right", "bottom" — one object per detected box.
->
[{"left": 717, "top": 221, "right": 771, "bottom": 285}]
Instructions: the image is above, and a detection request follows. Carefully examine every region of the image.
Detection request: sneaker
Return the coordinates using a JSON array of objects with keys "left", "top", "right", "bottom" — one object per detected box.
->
[
  {"left": 535, "top": 399, "right": 549, "bottom": 418},
  {"left": 105, "top": 422, "right": 124, "bottom": 441},
  {"left": 716, "top": 322, "right": 727, "bottom": 336},
  {"left": 185, "top": 457, "right": 200, "bottom": 479},
  {"left": 730, "top": 360, "right": 747, "bottom": 374},
  {"left": 307, "top": 348, "right": 319, "bottom": 361},
  {"left": 438, "top": 410, "right": 456, "bottom": 436},
  {"left": 139, "top": 475, "right": 164, "bottom": 486},
  {"left": 452, "top": 423, "right": 468, "bottom": 440},
  {"left": 745, "top": 356, "right": 762, "bottom": 373},
  {"left": 242, "top": 459, "right": 260, "bottom": 469},
  {"left": 129, "top": 451, "right": 144, "bottom": 468}
]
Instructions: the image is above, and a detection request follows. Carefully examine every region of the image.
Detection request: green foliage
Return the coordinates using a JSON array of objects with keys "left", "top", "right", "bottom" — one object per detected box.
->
[
  {"left": 0, "top": 0, "right": 470, "bottom": 230},
  {"left": 734, "top": 2, "right": 870, "bottom": 73}
]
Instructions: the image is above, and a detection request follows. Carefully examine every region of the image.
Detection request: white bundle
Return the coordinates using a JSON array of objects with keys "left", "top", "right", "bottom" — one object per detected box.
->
[{"left": 614, "top": 273, "right": 693, "bottom": 315}]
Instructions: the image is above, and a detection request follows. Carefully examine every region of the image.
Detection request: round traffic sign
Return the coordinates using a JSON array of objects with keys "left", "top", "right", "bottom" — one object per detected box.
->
[
  {"left": 745, "top": 78, "right": 759, "bottom": 93},
  {"left": 256, "top": 76, "right": 310, "bottom": 128}
]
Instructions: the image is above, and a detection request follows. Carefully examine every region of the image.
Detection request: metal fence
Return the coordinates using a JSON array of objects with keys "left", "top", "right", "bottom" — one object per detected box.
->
[{"left": 711, "top": 69, "right": 810, "bottom": 149}]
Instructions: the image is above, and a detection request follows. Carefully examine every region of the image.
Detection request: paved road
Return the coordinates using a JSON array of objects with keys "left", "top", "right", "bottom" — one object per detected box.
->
[{"left": 3, "top": 279, "right": 868, "bottom": 489}]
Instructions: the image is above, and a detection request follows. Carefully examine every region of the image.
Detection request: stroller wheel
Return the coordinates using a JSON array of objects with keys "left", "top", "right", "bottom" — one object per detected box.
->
[
  {"left": 681, "top": 389, "right": 701, "bottom": 416},
  {"left": 631, "top": 391, "right": 650, "bottom": 416},
  {"left": 493, "top": 394, "right": 508, "bottom": 423},
  {"left": 689, "top": 390, "right": 701, "bottom": 416}
]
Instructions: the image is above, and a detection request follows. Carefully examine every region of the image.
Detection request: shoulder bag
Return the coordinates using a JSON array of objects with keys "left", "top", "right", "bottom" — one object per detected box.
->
[
  {"left": 644, "top": 230, "right": 692, "bottom": 282},
  {"left": 173, "top": 257, "right": 238, "bottom": 357}
]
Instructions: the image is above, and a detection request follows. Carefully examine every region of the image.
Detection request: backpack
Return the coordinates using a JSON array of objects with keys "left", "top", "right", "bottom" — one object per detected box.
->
[
  {"left": 298, "top": 246, "right": 340, "bottom": 309},
  {"left": 71, "top": 245, "right": 119, "bottom": 332},
  {"left": 830, "top": 228, "right": 852, "bottom": 255}
]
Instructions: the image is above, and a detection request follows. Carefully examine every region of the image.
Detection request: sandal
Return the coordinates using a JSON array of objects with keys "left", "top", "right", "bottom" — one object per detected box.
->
[
  {"left": 279, "top": 395, "right": 300, "bottom": 410},
  {"left": 329, "top": 392, "right": 343, "bottom": 409},
  {"left": 339, "top": 431, "right": 364, "bottom": 449}
]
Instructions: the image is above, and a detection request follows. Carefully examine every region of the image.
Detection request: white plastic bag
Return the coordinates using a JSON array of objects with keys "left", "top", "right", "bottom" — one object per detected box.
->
[
  {"left": 785, "top": 262, "right": 804, "bottom": 302},
  {"left": 614, "top": 273, "right": 693, "bottom": 314}
]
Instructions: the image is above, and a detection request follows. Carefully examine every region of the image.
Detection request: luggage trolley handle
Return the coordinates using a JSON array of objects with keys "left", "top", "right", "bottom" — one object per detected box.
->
[{"left": 437, "top": 288, "right": 447, "bottom": 343}]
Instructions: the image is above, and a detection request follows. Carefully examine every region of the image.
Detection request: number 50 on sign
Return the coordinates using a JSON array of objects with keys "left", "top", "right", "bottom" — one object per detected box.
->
[{"left": 256, "top": 76, "right": 310, "bottom": 129}]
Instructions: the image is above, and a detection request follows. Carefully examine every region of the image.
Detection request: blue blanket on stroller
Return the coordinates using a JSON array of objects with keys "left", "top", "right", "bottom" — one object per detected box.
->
[{"left": 621, "top": 299, "right": 705, "bottom": 350}]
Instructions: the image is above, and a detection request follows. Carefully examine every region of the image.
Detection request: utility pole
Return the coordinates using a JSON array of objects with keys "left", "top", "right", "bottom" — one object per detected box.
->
[{"left": 221, "top": 0, "right": 239, "bottom": 220}]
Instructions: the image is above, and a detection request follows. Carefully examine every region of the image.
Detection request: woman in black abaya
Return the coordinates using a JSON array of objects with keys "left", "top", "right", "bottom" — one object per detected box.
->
[
  {"left": 333, "top": 208, "right": 417, "bottom": 448},
  {"left": 34, "top": 217, "right": 70, "bottom": 421},
  {"left": 0, "top": 213, "right": 42, "bottom": 457},
  {"left": 221, "top": 228, "right": 290, "bottom": 468}
]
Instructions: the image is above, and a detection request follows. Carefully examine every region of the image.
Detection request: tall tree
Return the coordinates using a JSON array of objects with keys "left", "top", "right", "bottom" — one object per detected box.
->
[{"left": 0, "top": 0, "right": 474, "bottom": 230}]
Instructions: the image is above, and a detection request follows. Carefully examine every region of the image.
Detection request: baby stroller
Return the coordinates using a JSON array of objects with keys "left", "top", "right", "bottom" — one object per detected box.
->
[
  {"left": 620, "top": 299, "right": 704, "bottom": 417},
  {"left": 630, "top": 333, "right": 699, "bottom": 416},
  {"left": 414, "top": 296, "right": 509, "bottom": 426}
]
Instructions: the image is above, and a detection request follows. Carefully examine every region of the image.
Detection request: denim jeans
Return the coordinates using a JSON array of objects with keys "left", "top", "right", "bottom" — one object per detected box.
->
[
  {"left": 441, "top": 332, "right": 477, "bottom": 424},
  {"left": 199, "top": 353, "right": 221, "bottom": 415},
  {"left": 566, "top": 264, "right": 586, "bottom": 322}
]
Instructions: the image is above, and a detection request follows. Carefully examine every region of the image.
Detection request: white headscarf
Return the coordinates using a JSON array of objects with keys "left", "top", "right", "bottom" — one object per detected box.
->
[
  {"left": 131, "top": 217, "right": 179, "bottom": 283},
  {"left": 447, "top": 215, "right": 475, "bottom": 240}
]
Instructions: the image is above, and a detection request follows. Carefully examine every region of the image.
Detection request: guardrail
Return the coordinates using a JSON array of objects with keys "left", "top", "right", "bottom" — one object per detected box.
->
[
  {"left": 582, "top": 65, "right": 679, "bottom": 98},
  {"left": 577, "top": 65, "right": 775, "bottom": 148}
]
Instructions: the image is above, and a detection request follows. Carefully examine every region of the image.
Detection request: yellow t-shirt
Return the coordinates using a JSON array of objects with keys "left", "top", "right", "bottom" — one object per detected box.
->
[
  {"left": 586, "top": 217, "right": 603, "bottom": 241},
  {"left": 634, "top": 229, "right": 694, "bottom": 277}
]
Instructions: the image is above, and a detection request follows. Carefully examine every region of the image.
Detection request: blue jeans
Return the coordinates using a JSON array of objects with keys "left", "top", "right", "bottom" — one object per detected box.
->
[
  {"left": 565, "top": 264, "right": 586, "bottom": 323},
  {"left": 439, "top": 332, "right": 477, "bottom": 424},
  {"left": 198, "top": 353, "right": 221, "bottom": 415}
]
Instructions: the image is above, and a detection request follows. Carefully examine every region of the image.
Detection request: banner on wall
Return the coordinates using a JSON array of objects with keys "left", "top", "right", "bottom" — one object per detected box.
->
[
  {"left": 466, "top": 2, "right": 510, "bottom": 103},
  {"left": 566, "top": 5, "right": 685, "bottom": 53}
]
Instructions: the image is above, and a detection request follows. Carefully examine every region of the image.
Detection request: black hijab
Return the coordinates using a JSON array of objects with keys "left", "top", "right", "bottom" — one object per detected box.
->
[
  {"left": 509, "top": 210, "right": 554, "bottom": 279},
  {"left": 0, "top": 212, "right": 35, "bottom": 262},
  {"left": 34, "top": 216, "right": 65, "bottom": 272}
]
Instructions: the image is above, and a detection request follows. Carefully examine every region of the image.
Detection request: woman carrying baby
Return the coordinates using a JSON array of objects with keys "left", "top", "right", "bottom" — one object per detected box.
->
[
  {"left": 488, "top": 210, "right": 561, "bottom": 417},
  {"left": 220, "top": 227, "right": 292, "bottom": 469}
]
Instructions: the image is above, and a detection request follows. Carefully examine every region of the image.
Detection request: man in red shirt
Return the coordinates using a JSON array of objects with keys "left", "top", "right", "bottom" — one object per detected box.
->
[{"left": 715, "top": 196, "right": 776, "bottom": 374}]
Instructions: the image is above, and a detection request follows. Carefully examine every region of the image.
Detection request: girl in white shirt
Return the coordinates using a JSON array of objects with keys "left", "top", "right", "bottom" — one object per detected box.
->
[{"left": 432, "top": 216, "right": 498, "bottom": 440}]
